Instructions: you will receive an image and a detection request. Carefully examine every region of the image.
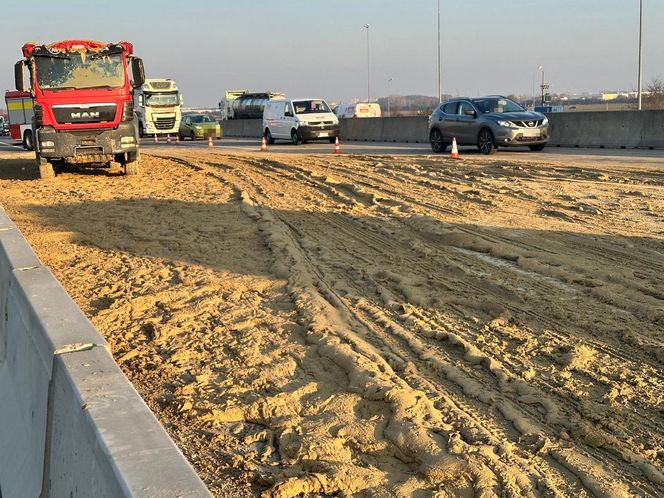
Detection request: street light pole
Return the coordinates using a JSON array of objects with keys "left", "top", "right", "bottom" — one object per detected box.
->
[
  {"left": 363, "top": 24, "right": 371, "bottom": 102},
  {"left": 532, "top": 65, "right": 542, "bottom": 109},
  {"left": 387, "top": 77, "right": 393, "bottom": 116},
  {"left": 637, "top": 0, "right": 643, "bottom": 110},
  {"left": 437, "top": 0, "right": 441, "bottom": 103}
]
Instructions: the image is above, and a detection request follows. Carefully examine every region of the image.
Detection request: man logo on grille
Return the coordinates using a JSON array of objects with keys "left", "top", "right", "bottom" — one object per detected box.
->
[{"left": 71, "top": 111, "right": 100, "bottom": 119}]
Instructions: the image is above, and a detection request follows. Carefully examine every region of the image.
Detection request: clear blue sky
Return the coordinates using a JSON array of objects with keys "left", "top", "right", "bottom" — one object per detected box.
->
[{"left": 2, "top": 0, "right": 662, "bottom": 106}]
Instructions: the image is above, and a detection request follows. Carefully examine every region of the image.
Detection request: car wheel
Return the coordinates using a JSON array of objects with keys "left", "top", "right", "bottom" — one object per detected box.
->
[
  {"left": 291, "top": 129, "right": 301, "bottom": 145},
  {"left": 528, "top": 143, "right": 547, "bottom": 152},
  {"left": 478, "top": 129, "right": 497, "bottom": 155},
  {"left": 429, "top": 128, "right": 447, "bottom": 153},
  {"left": 23, "top": 130, "right": 34, "bottom": 151},
  {"left": 265, "top": 129, "right": 275, "bottom": 144},
  {"left": 190, "top": 131, "right": 195, "bottom": 141}
]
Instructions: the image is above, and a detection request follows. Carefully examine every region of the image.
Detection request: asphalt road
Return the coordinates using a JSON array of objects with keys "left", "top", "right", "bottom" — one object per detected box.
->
[{"left": 2, "top": 136, "right": 664, "bottom": 168}]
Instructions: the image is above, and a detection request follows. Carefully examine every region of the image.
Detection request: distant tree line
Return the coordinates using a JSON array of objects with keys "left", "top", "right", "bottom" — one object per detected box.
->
[{"left": 644, "top": 77, "right": 664, "bottom": 109}]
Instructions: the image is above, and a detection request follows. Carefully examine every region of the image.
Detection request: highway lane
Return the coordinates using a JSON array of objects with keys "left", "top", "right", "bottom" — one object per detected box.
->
[
  {"left": 2, "top": 136, "right": 664, "bottom": 168},
  {"left": 138, "top": 137, "right": 664, "bottom": 168}
]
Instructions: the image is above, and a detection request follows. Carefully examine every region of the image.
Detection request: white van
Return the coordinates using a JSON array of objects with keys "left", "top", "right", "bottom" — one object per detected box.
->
[
  {"left": 335, "top": 102, "right": 382, "bottom": 119},
  {"left": 263, "top": 98, "right": 339, "bottom": 145}
]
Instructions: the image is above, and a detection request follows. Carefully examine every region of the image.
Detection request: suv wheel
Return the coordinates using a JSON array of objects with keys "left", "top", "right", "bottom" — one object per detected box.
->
[
  {"left": 478, "top": 129, "right": 497, "bottom": 155},
  {"left": 528, "top": 143, "right": 546, "bottom": 152},
  {"left": 429, "top": 129, "right": 447, "bottom": 153}
]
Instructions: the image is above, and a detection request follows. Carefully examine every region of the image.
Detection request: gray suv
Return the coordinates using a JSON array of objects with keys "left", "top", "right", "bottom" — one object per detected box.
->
[{"left": 428, "top": 96, "right": 549, "bottom": 154}]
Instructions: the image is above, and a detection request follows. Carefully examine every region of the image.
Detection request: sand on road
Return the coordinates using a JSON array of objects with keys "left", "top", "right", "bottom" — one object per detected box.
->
[{"left": 0, "top": 149, "right": 662, "bottom": 497}]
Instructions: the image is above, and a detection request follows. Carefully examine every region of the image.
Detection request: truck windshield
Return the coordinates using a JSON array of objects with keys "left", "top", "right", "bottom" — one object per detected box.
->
[
  {"left": 145, "top": 92, "right": 179, "bottom": 106},
  {"left": 34, "top": 52, "right": 124, "bottom": 90},
  {"left": 293, "top": 100, "right": 331, "bottom": 114}
]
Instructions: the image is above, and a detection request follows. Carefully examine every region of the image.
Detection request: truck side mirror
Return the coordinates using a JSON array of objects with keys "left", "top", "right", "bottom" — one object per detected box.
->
[
  {"left": 137, "top": 94, "right": 144, "bottom": 106},
  {"left": 180, "top": 94, "right": 184, "bottom": 105},
  {"left": 130, "top": 57, "right": 145, "bottom": 88},
  {"left": 15, "top": 61, "right": 25, "bottom": 92}
]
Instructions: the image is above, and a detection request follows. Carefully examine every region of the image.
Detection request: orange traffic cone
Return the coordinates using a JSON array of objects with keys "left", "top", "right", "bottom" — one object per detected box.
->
[
  {"left": 175, "top": 134, "right": 180, "bottom": 145},
  {"left": 450, "top": 137, "right": 460, "bottom": 159},
  {"left": 208, "top": 136, "right": 213, "bottom": 148},
  {"left": 260, "top": 136, "right": 268, "bottom": 152},
  {"left": 166, "top": 134, "right": 171, "bottom": 144},
  {"left": 334, "top": 136, "right": 341, "bottom": 155},
  {"left": 153, "top": 134, "right": 158, "bottom": 144}
]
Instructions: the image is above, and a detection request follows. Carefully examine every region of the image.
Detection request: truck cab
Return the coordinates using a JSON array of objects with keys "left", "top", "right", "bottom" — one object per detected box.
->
[
  {"left": 14, "top": 40, "right": 145, "bottom": 178},
  {"left": 133, "top": 79, "right": 182, "bottom": 137}
]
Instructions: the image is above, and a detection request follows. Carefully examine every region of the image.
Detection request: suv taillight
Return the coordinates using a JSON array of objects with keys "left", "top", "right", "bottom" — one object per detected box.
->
[{"left": 122, "top": 101, "right": 134, "bottom": 122}]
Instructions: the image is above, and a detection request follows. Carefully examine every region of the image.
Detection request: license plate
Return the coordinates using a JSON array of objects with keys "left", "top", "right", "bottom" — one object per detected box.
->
[
  {"left": 318, "top": 132, "right": 329, "bottom": 137},
  {"left": 522, "top": 129, "right": 540, "bottom": 138}
]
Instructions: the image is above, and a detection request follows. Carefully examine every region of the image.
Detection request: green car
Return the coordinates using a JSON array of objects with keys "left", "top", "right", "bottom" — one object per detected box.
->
[{"left": 179, "top": 114, "right": 222, "bottom": 140}]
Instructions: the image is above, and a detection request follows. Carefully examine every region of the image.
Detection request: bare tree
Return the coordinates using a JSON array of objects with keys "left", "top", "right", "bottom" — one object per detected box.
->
[{"left": 643, "top": 77, "right": 664, "bottom": 109}]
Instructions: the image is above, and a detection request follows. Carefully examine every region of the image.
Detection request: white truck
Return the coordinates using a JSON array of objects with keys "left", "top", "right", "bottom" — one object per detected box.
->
[
  {"left": 219, "top": 90, "right": 248, "bottom": 120},
  {"left": 134, "top": 79, "right": 182, "bottom": 137}
]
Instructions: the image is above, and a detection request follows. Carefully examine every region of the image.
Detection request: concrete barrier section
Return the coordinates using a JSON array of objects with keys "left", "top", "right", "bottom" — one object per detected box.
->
[
  {"left": 220, "top": 118, "right": 262, "bottom": 138},
  {"left": 0, "top": 206, "right": 210, "bottom": 497},
  {"left": 547, "top": 110, "right": 664, "bottom": 148},
  {"left": 218, "top": 111, "right": 664, "bottom": 149}
]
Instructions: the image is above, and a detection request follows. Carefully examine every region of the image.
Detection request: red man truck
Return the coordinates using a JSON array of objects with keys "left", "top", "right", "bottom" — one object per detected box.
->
[{"left": 14, "top": 40, "right": 145, "bottom": 178}]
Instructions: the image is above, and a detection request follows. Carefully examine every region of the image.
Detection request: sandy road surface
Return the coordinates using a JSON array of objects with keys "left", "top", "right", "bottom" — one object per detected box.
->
[{"left": 0, "top": 149, "right": 663, "bottom": 497}]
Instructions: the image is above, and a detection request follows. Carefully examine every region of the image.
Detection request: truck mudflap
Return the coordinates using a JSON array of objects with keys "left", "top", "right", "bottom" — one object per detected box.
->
[{"left": 36, "top": 121, "right": 138, "bottom": 163}]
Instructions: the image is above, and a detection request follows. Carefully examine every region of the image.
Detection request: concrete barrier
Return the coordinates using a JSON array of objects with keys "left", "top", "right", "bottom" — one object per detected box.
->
[
  {"left": 341, "top": 117, "right": 428, "bottom": 143},
  {"left": 217, "top": 111, "right": 664, "bottom": 149},
  {"left": 546, "top": 110, "right": 664, "bottom": 148},
  {"left": 220, "top": 119, "right": 262, "bottom": 138},
  {"left": 0, "top": 206, "right": 210, "bottom": 497}
]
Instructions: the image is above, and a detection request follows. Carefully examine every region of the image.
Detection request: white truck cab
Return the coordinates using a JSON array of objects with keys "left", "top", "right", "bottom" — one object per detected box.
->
[
  {"left": 134, "top": 79, "right": 182, "bottom": 137},
  {"left": 263, "top": 98, "right": 339, "bottom": 145}
]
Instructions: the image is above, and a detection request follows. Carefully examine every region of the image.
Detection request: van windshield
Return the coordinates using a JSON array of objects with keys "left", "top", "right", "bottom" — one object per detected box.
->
[{"left": 293, "top": 100, "right": 331, "bottom": 114}]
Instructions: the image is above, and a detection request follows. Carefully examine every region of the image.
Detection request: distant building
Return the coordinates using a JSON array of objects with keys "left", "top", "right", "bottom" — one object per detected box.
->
[{"left": 601, "top": 91, "right": 645, "bottom": 101}]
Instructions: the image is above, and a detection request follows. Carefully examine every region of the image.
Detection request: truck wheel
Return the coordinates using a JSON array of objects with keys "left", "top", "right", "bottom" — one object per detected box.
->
[
  {"left": 124, "top": 150, "right": 141, "bottom": 176},
  {"left": 36, "top": 153, "right": 55, "bottom": 179},
  {"left": 23, "top": 130, "right": 34, "bottom": 151},
  {"left": 138, "top": 122, "right": 145, "bottom": 138},
  {"left": 125, "top": 162, "right": 141, "bottom": 176}
]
